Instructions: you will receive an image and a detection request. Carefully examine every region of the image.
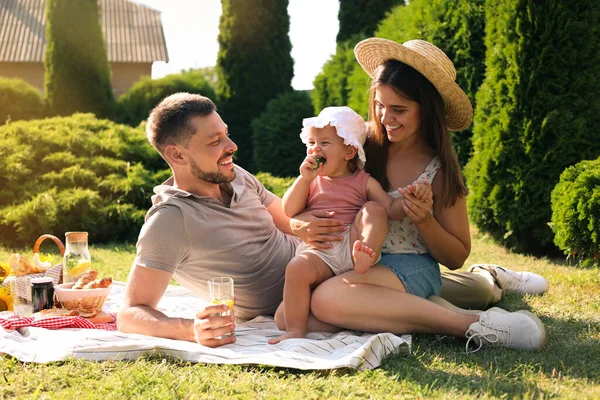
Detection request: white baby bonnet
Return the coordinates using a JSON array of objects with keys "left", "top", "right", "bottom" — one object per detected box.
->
[{"left": 300, "top": 106, "right": 367, "bottom": 168}]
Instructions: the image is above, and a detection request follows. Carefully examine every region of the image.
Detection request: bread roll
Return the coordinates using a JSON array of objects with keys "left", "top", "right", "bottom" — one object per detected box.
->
[
  {"left": 72, "top": 270, "right": 99, "bottom": 289},
  {"left": 82, "top": 277, "right": 112, "bottom": 289}
]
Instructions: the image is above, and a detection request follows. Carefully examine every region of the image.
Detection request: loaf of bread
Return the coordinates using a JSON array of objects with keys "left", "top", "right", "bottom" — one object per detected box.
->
[{"left": 8, "top": 253, "right": 38, "bottom": 276}]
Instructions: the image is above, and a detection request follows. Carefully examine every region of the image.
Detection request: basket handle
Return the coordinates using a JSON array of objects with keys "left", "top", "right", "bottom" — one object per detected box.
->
[{"left": 33, "top": 234, "right": 66, "bottom": 257}]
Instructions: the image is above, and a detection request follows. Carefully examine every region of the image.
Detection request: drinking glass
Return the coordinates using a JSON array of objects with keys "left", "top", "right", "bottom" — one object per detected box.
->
[
  {"left": 207, "top": 277, "right": 235, "bottom": 338},
  {"left": 9, "top": 277, "right": 33, "bottom": 316}
]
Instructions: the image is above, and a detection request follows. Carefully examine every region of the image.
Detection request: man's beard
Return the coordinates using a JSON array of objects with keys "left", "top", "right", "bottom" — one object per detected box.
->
[{"left": 189, "top": 157, "right": 235, "bottom": 184}]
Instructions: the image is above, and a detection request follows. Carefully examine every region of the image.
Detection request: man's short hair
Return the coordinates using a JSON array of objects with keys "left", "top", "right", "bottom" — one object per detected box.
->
[{"left": 146, "top": 92, "right": 216, "bottom": 154}]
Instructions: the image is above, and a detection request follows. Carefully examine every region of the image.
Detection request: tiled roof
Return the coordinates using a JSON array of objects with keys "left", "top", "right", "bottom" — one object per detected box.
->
[{"left": 0, "top": 0, "right": 169, "bottom": 63}]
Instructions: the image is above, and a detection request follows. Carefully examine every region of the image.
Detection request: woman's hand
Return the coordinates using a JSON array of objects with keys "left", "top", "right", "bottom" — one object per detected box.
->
[
  {"left": 398, "top": 185, "right": 433, "bottom": 225},
  {"left": 193, "top": 303, "right": 236, "bottom": 347},
  {"left": 290, "top": 209, "right": 346, "bottom": 249}
]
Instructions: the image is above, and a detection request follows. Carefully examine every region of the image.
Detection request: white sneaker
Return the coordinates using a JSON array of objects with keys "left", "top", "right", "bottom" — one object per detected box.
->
[
  {"left": 468, "top": 264, "right": 549, "bottom": 295},
  {"left": 465, "top": 309, "right": 547, "bottom": 353}
]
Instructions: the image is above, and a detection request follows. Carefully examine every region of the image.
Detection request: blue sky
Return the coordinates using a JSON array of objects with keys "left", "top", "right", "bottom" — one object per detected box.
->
[{"left": 134, "top": 0, "right": 340, "bottom": 90}]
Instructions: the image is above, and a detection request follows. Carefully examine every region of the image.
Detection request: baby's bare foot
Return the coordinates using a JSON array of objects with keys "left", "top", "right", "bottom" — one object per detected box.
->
[
  {"left": 268, "top": 329, "right": 306, "bottom": 345},
  {"left": 353, "top": 240, "right": 376, "bottom": 274}
]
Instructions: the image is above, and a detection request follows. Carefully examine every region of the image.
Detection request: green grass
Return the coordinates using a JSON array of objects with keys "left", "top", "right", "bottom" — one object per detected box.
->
[{"left": 1, "top": 230, "right": 599, "bottom": 399}]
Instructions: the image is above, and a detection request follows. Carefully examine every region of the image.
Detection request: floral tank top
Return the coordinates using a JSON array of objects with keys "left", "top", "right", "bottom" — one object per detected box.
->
[{"left": 381, "top": 157, "right": 441, "bottom": 255}]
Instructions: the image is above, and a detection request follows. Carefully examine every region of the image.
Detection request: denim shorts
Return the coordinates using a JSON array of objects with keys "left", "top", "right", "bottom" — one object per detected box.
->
[{"left": 379, "top": 253, "right": 442, "bottom": 299}]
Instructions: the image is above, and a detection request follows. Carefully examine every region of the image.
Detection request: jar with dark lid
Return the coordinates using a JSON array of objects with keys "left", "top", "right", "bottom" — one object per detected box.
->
[{"left": 31, "top": 277, "right": 54, "bottom": 313}]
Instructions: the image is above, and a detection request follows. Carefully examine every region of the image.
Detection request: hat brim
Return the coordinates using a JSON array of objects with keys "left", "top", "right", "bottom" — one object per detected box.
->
[{"left": 354, "top": 38, "right": 473, "bottom": 131}]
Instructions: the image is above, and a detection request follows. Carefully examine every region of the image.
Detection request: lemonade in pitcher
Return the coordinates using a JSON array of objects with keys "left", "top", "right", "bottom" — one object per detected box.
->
[{"left": 62, "top": 232, "right": 92, "bottom": 283}]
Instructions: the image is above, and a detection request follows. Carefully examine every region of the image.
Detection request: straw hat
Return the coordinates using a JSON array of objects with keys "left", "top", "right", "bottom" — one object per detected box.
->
[{"left": 354, "top": 38, "right": 473, "bottom": 131}]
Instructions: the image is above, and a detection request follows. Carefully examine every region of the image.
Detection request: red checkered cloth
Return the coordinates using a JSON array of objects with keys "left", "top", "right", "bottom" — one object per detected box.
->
[{"left": 0, "top": 313, "right": 117, "bottom": 331}]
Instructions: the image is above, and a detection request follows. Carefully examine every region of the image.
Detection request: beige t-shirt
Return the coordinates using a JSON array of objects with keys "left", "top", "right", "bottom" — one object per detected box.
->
[{"left": 134, "top": 166, "right": 299, "bottom": 320}]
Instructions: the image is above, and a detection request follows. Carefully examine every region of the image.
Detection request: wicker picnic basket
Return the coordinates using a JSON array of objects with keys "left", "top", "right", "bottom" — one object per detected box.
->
[
  {"left": 33, "top": 234, "right": 65, "bottom": 280},
  {"left": 5, "top": 235, "right": 65, "bottom": 306}
]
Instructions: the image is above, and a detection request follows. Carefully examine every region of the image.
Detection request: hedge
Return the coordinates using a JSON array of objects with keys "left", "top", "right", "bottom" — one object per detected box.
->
[
  {"left": 255, "top": 173, "right": 295, "bottom": 198},
  {"left": 117, "top": 69, "right": 217, "bottom": 126},
  {"left": 0, "top": 77, "right": 44, "bottom": 125},
  {"left": 0, "top": 114, "right": 169, "bottom": 247}
]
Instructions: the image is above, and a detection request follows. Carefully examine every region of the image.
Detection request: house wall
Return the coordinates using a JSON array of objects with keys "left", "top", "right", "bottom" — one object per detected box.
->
[
  {"left": 0, "top": 61, "right": 152, "bottom": 99},
  {"left": 0, "top": 62, "right": 45, "bottom": 92},
  {"left": 110, "top": 62, "right": 152, "bottom": 98}
]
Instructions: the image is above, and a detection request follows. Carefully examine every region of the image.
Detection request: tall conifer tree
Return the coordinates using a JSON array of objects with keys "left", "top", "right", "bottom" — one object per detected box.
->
[
  {"left": 465, "top": 0, "right": 600, "bottom": 254},
  {"left": 337, "top": 0, "right": 403, "bottom": 42},
  {"left": 44, "top": 0, "right": 115, "bottom": 118},
  {"left": 217, "top": 0, "right": 294, "bottom": 169},
  {"left": 312, "top": 1, "right": 403, "bottom": 118}
]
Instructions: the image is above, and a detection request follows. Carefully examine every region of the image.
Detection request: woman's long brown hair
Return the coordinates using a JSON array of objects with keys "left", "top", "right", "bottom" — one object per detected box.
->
[{"left": 364, "top": 59, "right": 468, "bottom": 209}]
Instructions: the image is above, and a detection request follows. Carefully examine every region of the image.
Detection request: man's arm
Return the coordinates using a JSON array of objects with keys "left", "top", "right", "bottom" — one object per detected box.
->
[{"left": 117, "top": 264, "right": 235, "bottom": 347}]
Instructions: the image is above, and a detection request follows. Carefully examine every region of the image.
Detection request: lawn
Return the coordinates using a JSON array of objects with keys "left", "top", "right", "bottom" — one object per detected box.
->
[{"left": 1, "top": 229, "right": 599, "bottom": 399}]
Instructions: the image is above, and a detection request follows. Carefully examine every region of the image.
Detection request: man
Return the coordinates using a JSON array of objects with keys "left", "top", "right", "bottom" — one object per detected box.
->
[
  {"left": 117, "top": 93, "right": 548, "bottom": 348},
  {"left": 117, "top": 93, "right": 300, "bottom": 347}
]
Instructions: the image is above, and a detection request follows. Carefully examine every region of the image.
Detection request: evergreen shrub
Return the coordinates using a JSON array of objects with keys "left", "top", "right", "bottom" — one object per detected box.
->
[
  {"left": 252, "top": 91, "right": 314, "bottom": 177},
  {"left": 117, "top": 70, "right": 217, "bottom": 126},
  {"left": 255, "top": 173, "right": 295, "bottom": 198},
  {"left": 0, "top": 114, "right": 169, "bottom": 247},
  {"left": 0, "top": 77, "right": 44, "bottom": 124},
  {"left": 465, "top": 0, "right": 600, "bottom": 254},
  {"left": 551, "top": 158, "right": 600, "bottom": 267}
]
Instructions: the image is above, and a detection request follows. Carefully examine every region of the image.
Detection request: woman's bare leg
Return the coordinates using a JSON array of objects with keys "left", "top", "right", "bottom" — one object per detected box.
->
[
  {"left": 311, "top": 266, "right": 478, "bottom": 337},
  {"left": 269, "top": 253, "right": 333, "bottom": 344},
  {"left": 350, "top": 201, "right": 389, "bottom": 274}
]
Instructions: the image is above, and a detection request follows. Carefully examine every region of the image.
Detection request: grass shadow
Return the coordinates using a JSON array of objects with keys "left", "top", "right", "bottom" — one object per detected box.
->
[
  {"left": 379, "top": 347, "right": 552, "bottom": 398},
  {"left": 376, "top": 312, "right": 600, "bottom": 393}
]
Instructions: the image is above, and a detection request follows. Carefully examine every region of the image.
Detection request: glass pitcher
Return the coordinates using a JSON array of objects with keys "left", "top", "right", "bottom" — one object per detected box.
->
[{"left": 62, "top": 232, "right": 92, "bottom": 284}]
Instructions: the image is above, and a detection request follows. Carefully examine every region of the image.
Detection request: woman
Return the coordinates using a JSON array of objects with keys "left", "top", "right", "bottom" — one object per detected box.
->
[{"left": 294, "top": 38, "right": 546, "bottom": 352}]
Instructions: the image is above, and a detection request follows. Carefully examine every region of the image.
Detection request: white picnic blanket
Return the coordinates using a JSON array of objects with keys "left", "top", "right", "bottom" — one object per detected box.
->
[{"left": 0, "top": 282, "right": 411, "bottom": 370}]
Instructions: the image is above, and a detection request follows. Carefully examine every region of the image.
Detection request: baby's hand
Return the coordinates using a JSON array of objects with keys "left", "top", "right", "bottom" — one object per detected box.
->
[
  {"left": 406, "top": 181, "right": 432, "bottom": 202},
  {"left": 299, "top": 155, "right": 324, "bottom": 180}
]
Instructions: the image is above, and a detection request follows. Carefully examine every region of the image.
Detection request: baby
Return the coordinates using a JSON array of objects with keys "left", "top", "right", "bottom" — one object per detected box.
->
[{"left": 269, "top": 106, "right": 431, "bottom": 344}]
